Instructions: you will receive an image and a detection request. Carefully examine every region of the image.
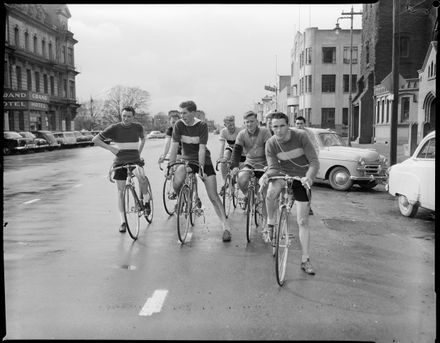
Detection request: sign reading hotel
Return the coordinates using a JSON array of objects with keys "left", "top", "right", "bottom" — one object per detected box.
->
[{"left": 3, "top": 89, "right": 49, "bottom": 111}]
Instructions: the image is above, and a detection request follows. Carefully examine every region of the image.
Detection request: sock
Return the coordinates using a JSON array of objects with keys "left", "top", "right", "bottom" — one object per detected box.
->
[{"left": 301, "top": 255, "right": 310, "bottom": 263}]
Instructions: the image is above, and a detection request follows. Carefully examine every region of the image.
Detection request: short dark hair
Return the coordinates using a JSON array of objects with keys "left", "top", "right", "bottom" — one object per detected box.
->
[
  {"left": 168, "top": 110, "right": 180, "bottom": 119},
  {"left": 271, "top": 111, "right": 289, "bottom": 125},
  {"left": 179, "top": 100, "right": 197, "bottom": 112},
  {"left": 296, "top": 116, "right": 306, "bottom": 123},
  {"left": 243, "top": 111, "right": 257, "bottom": 119},
  {"left": 122, "top": 106, "right": 135, "bottom": 115}
]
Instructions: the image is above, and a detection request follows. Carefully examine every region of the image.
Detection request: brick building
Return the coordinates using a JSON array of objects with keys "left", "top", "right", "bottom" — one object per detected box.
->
[
  {"left": 353, "top": 0, "right": 436, "bottom": 143},
  {"left": 4, "top": 4, "right": 80, "bottom": 132}
]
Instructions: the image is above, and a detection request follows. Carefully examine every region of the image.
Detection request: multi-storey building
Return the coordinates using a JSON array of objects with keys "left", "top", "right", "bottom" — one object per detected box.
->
[
  {"left": 354, "top": 0, "right": 436, "bottom": 143},
  {"left": 4, "top": 4, "right": 80, "bottom": 132},
  {"left": 288, "top": 27, "right": 361, "bottom": 137}
]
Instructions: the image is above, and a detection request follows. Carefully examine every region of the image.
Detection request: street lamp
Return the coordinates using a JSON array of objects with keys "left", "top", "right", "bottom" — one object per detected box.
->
[{"left": 334, "top": 6, "right": 362, "bottom": 146}]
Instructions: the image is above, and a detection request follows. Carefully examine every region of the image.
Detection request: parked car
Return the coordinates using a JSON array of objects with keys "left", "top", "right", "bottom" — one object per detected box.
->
[
  {"left": 31, "top": 130, "right": 61, "bottom": 150},
  {"left": 3, "top": 131, "right": 29, "bottom": 155},
  {"left": 53, "top": 131, "right": 77, "bottom": 148},
  {"left": 146, "top": 130, "right": 166, "bottom": 139},
  {"left": 19, "top": 131, "right": 49, "bottom": 152},
  {"left": 297, "top": 127, "right": 389, "bottom": 191},
  {"left": 80, "top": 130, "right": 94, "bottom": 146},
  {"left": 73, "top": 130, "right": 90, "bottom": 147},
  {"left": 386, "top": 130, "right": 435, "bottom": 217},
  {"left": 14, "top": 131, "right": 36, "bottom": 151}
]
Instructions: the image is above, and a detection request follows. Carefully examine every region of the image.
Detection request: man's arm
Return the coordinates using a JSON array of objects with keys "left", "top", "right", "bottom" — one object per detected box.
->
[
  {"left": 301, "top": 133, "right": 320, "bottom": 182},
  {"left": 199, "top": 144, "right": 206, "bottom": 176},
  {"left": 168, "top": 141, "right": 179, "bottom": 164},
  {"left": 265, "top": 138, "right": 283, "bottom": 177},
  {"left": 92, "top": 134, "right": 119, "bottom": 155},
  {"left": 139, "top": 136, "right": 146, "bottom": 154}
]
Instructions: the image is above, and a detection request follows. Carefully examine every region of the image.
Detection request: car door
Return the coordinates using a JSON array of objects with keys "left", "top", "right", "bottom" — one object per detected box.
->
[{"left": 413, "top": 136, "right": 435, "bottom": 210}]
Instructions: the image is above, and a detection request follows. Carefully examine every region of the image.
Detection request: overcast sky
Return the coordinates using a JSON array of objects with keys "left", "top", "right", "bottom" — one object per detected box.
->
[{"left": 68, "top": 4, "right": 363, "bottom": 122}]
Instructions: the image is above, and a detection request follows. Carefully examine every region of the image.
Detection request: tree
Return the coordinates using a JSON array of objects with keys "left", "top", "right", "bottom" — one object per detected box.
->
[
  {"left": 153, "top": 112, "right": 168, "bottom": 132},
  {"left": 74, "top": 97, "right": 106, "bottom": 130},
  {"left": 102, "top": 85, "right": 151, "bottom": 124}
]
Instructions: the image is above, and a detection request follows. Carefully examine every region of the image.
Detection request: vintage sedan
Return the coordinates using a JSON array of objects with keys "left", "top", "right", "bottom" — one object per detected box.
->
[
  {"left": 19, "top": 131, "right": 49, "bottom": 152},
  {"left": 298, "top": 127, "right": 388, "bottom": 191},
  {"left": 146, "top": 130, "right": 166, "bottom": 139},
  {"left": 3, "top": 131, "right": 29, "bottom": 155},
  {"left": 386, "top": 130, "right": 435, "bottom": 217},
  {"left": 31, "top": 130, "right": 61, "bottom": 150}
]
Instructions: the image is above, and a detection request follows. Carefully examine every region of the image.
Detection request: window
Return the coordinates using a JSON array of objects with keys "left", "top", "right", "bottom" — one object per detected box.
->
[
  {"left": 67, "top": 47, "right": 73, "bottom": 65},
  {"left": 14, "top": 27, "right": 19, "bottom": 47},
  {"left": 33, "top": 35, "right": 38, "bottom": 53},
  {"left": 63, "top": 79, "right": 67, "bottom": 97},
  {"left": 321, "top": 108, "right": 335, "bottom": 129},
  {"left": 43, "top": 74, "right": 48, "bottom": 94},
  {"left": 376, "top": 101, "right": 380, "bottom": 123},
  {"left": 322, "top": 47, "right": 336, "bottom": 63},
  {"left": 342, "top": 108, "right": 348, "bottom": 126},
  {"left": 343, "top": 46, "right": 358, "bottom": 64},
  {"left": 416, "top": 138, "right": 435, "bottom": 159},
  {"left": 49, "top": 42, "right": 53, "bottom": 60},
  {"left": 16, "top": 66, "right": 22, "bottom": 90},
  {"left": 305, "top": 75, "right": 312, "bottom": 93},
  {"left": 365, "top": 41, "right": 370, "bottom": 64},
  {"left": 381, "top": 99, "right": 385, "bottom": 123},
  {"left": 41, "top": 39, "right": 46, "bottom": 57},
  {"left": 18, "top": 111, "right": 25, "bottom": 130},
  {"left": 27, "top": 69, "right": 32, "bottom": 91},
  {"left": 300, "top": 51, "right": 304, "bottom": 68},
  {"left": 401, "top": 97, "right": 410, "bottom": 122},
  {"left": 50, "top": 76, "right": 55, "bottom": 95},
  {"left": 24, "top": 31, "right": 29, "bottom": 50},
  {"left": 34, "top": 71, "right": 40, "bottom": 92},
  {"left": 69, "top": 80, "right": 75, "bottom": 98},
  {"left": 343, "top": 74, "right": 357, "bottom": 93},
  {"left": 62, "top": 46, "right": 66, "bottom": 63},
  {"left": 386, "top": 99, "right": 390, "bottom": 123},
  {"left": 304, "top": 108, "right": 311, "bottom": 124},
  {"left": 305, "top": 48, "right": 312, "bottom": 64},
  {"left": 400, "top": 37, "right": 410, "bottom": 58},
  {"left": 322, "top": 74, "right": 336, "bottom": 92}
]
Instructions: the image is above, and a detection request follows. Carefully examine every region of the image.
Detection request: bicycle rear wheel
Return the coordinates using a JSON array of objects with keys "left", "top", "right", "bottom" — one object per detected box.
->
[
  {"left": 222, "top": 174, "right": 234, "bottom": 218},
  {"left": 163, "top": 175, "right": 176, "bottom": 216},
  {"left": 143, "top": 180, "right": 154, "bottom": 223},
  {"left": 177, "top": 184, "right": 191, "bottom": 243},
  {"left": 275, "top": 206, "right": 289, "bottom": 286},
  {"left": 246, "top": 188, "right": 254, "bottom": 243},
  {"left": 123, "top": 185, "right": 141, "bottom": 240}
]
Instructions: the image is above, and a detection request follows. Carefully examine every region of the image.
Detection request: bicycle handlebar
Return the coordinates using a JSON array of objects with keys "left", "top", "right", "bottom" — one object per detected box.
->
[
  {"left": 108, "top": 160, "right": 144, "bottom": 183},
  {"left": 215, "top": 159, "right": 232, "bottom": 171}
]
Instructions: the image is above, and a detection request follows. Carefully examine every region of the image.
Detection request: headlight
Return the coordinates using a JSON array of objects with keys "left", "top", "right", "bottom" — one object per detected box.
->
[
  {"left": 358, "top": 157, "right": 366, "bottom": 166},
  {"left": 379, "top": 155, "right": 388, "bottom": 166}
]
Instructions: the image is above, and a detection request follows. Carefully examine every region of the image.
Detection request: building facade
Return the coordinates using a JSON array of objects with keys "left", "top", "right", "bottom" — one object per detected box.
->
[
  {"left": 354, "top": 0, "right": 436, "bottom": 143},
  {"left": 288, "top": 27, "right": 361, "bottom": 137},
  {"left": 4, "top": 3, "right": 80, "bottom": 132}
]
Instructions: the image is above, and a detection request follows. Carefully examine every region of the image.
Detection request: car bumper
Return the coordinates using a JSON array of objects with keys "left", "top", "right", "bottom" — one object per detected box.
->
[{"left": 350, "top": 174, "right": 388, "bottom": 182}]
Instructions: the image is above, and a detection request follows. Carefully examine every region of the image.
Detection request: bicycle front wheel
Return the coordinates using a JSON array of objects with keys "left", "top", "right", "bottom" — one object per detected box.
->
[
  {"left": 222, "top": 174, "right": 233, "bottom": 218},
  {"left": 123, "top": 185, "right": 141, "bottom": 240},
  {"left": 163, "top": 175, "right": 176, "bottom": 216},
  {"left": 177, "top": 184, "right": 191, "bottom": 243},
  {"left": 275, "top": 206, "right": 289, "bottom": 286},
  {"left": 246, "top": 188, "right": 254, "bottom": 243}
]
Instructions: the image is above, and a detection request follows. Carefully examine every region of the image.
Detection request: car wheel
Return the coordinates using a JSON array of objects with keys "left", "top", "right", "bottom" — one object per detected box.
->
[
  {"left": 328, "top": 166, "right": 353, "bottom": 191},
  {"left": 3, "top": 147, "right": 11, "bottom": 155},
  {"left": 358, "top": 180, "right": 378, "bottom": 190},
  {"left": 398, "top": 194, "right": 419, "bottom": 217}
]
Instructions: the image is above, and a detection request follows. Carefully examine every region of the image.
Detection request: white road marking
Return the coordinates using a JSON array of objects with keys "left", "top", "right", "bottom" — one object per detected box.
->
[
  {"left": 139, "top": 289, "right": 168, "bottom": 316},
  {"left": 23, "top": 199, "right": 41, "bottom": 205},
  {"left": 73, "top": 184, "right": 83, "bottom": 188}
]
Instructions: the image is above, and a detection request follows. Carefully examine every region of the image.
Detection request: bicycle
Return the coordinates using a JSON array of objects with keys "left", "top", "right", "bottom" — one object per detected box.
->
[
  {"left": 215, "top": 159, "right": 237, "bottom": 218},
  {"left": 167, "top": 160, "right": 204, "bottom": 244},
  {"left": 159, "top": 158, "right": 180, "bottom": 216},
  {"left": 239, "top": 166, "right": 266, "bottom": 243},
  {"left": 266, "top": 175, "right": 311, "bottom": 286},
  {"left": 109, "top": 161, "right": 154, "bottom": 240}
]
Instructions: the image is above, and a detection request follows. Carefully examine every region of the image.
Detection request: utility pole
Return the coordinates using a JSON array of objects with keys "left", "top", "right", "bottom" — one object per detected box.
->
[{"left": 390, "top": 0, "right": 399, "bottom": 166}]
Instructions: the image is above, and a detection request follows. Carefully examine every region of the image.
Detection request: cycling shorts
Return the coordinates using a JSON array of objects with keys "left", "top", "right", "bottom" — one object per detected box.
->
[{"left": 187, "top": 163, "right": 216, "bottom": 177}]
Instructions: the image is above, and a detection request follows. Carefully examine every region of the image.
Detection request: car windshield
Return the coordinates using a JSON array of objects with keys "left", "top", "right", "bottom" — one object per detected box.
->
[{"left": 318, "top": 132, "right": 346, "bottom": 147}]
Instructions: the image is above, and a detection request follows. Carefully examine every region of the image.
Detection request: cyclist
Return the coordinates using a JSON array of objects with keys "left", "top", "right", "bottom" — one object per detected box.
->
[
  {"left": 92, "top": 106, "right": 151, "bottom": 234},
  {"left": 264, "top": 111, "right": 275, "bottom": 135},
  {"left": 158, "top": 111, "right": 182, "bottom": 200},
  {"left": 259, "top": 112, "right": 319, "bottom": 275},
  {"left": 230, "top": 110, "right": 272, "bottom": 217},
  {"left": 168, "top": 100, "right": 233, "bottom": 242},
  {"left": 217, "top": 115, "right": 245, "bottom": 195}
]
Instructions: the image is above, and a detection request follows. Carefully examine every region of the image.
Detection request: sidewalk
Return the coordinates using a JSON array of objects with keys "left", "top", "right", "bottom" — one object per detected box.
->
[{"left": 349, "top": 141, "right": 408, "bottom": 164}]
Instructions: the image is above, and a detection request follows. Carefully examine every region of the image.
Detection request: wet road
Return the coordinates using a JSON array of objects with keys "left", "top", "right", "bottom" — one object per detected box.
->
[{"left": 3, "top": 135, "right": 435, "bottom": 341}]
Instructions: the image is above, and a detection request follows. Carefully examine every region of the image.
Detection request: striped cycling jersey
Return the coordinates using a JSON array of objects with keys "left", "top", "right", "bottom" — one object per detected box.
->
[
  {"left": 166, "top": 126, "right": 182, "bottom": 155},
  {"left": 234, "top": 127, "right": 272, "bottom": 168},
  {"left": 219, "top": 126, "right": 241, "bottom": 148},
  {"left": 99, "top": 122, "right": 144, "bottom": 166},
  {"left": 265, "top": 128, "right": 319, "bottom": 178},
  {"left": 172, "top": 118, "right": 212, "bottom": 165}
]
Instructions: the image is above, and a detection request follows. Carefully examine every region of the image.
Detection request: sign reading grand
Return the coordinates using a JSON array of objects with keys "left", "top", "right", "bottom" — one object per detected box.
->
[{"left": 3, "top": 89, "right": 49, "bottom": 110}]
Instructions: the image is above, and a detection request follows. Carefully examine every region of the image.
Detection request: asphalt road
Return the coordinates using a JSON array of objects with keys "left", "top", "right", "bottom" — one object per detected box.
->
[{"left": 3, "top": 134, "right": 436, "bottom": 341}]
